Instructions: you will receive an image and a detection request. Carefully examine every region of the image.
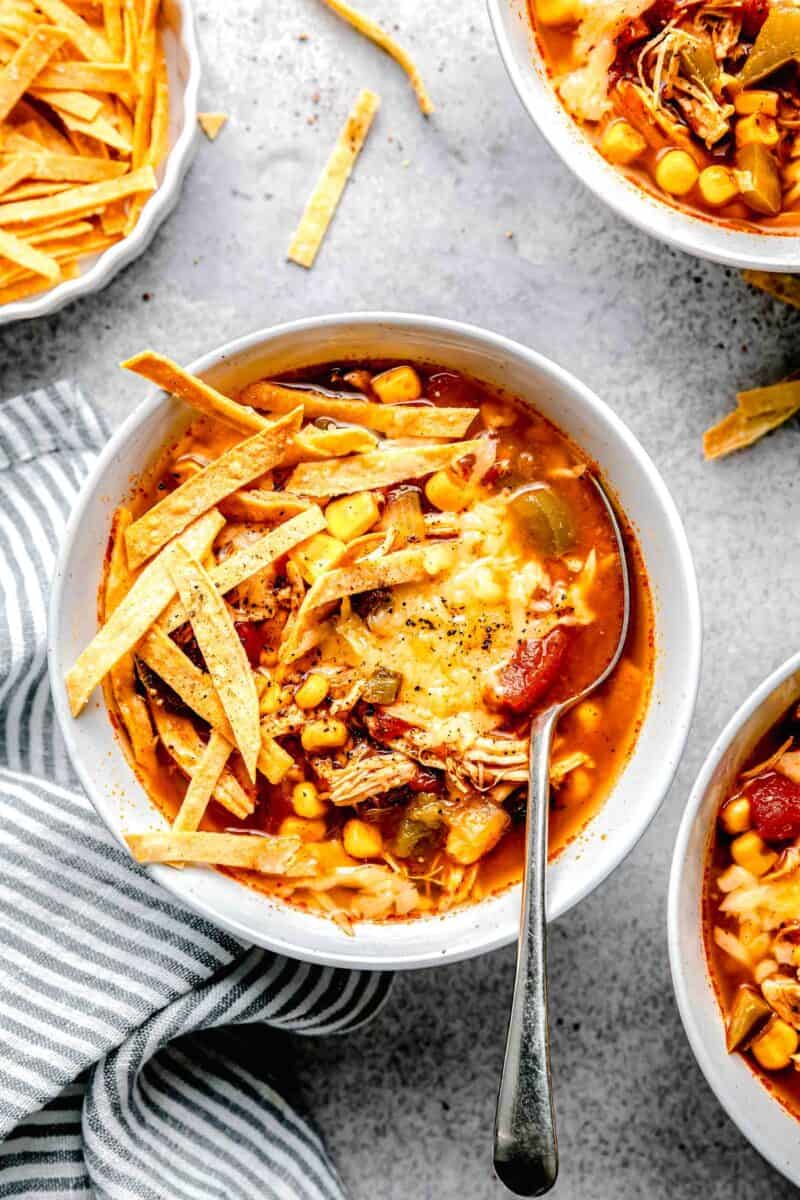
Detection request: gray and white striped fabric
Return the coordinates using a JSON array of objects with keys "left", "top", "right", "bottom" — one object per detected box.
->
[{"left": 0, "top": 382, "right": 392, "bottom": 1199}]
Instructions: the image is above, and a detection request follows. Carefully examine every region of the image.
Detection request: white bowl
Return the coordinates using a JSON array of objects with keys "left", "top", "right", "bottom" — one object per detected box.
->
[
  {"left": 669, "top": 654, "right": 800, "bottom": 1186},
  {"left": 0, "top": 0, "right": 200, "bottom": 325},
  {"left": 49, "top": 313, "right": 701, "bottom": 970},
  {"left": 489, "top": 0, "right": 800, "bottom": 271}
]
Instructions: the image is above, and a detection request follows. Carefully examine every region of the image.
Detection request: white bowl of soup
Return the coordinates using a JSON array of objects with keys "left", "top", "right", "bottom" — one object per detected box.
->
[
  {"left": 490, "top": 0, "right": 800, "bottom": 269},
  {"left": 670, "top": 654, "right": 800, "bottom": 1186},
  {"left": 49, "top": 313, "right": 700, "bottom": 970}
]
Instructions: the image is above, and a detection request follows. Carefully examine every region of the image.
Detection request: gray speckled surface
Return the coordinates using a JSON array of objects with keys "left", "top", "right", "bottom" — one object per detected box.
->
[{"left": 10, "top": 0, "right": 800, "bottom": 1195}]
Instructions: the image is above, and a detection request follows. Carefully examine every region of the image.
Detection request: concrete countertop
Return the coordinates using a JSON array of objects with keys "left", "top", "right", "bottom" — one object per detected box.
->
[{"left": 5, "top": 1, "right": 799, "bottom": 1195}]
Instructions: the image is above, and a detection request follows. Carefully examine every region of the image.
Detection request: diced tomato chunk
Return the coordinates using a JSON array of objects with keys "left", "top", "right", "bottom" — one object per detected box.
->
[
  {"left": 235, "top": 621, "right": 270, "bottom": 668},
  {"left": 366, "top": 710, "right": 411, "bottom": 744},
  {"left": 485, "top": 628, "right": 569, "bottom": 716},
  {"left": 409, "top": 768, "right": 443, "bottom": 793},
  {"left": 741, "top": 0, "right": 768, "bottom": 39},
  {"left": 748, "top": 772, "right": 800, "bottom": 843}
]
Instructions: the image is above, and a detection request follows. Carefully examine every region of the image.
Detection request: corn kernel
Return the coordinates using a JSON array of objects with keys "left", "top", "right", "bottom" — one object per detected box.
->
[
  {"left": 720, "top": 795, "right": 751, "bottom": 835},
  {"left": 371, "top": 365, "right": 422, "bottom": 404},
  {"left": 574, "top": 701, "right": 603, "bottom": 732},
  {"left": 301, "top": 718, "right": 349, "bottom": 752},
  {"left": 425, "top": 469, "right": 469, "bottom": 512},
  {"left": 535, "top": 0, "right": 580, "bottom": 24},
  {"left": 325, "top": 492, "right": 380, "bottom": 542},
  {"left": 343, "top": 818, "right": 384, "bottom": 858},
  {"left": 655, "top": 149, "right": 699, "bottom": 196},
  {"left": 292, "top": 781, "right": 328, "bottom": 818},
  {"left": 295, "top": 672, "right": 330, "bottom": 710},
  {"left": 734, "top": 90, "right": 779, "bottom": 117},
  {"left": 784, "top": 159, "right": 800, "bottom": 187},
  {"left": 751, "top": 1018, "right": 799, "bottom": 1071},
  {"left": 731, "top": 830, "right": 777, "bottom": 877},
  {"left": 566, "top": 767, "right": 593, "bottom": 801},
  {"left": 254, "top": 672, "right": 270, "bottom": 699},
  {"left": 698, "top": 165, "right": 739, "bottom": 208},
  {"left": 280, "top": 816, "right": 327, "bottom": 843},
  {"left": 600, "top": 120, "right": 647, "bottom": 165},
  {"left": 736, "top": 112, "right": 779, "bottom": 148},
  {"left": 289, "top": 532, "right": 346, "bottom": 584},
  {"left": 259, "top": 681, "right": 284, "bottom": 716}
]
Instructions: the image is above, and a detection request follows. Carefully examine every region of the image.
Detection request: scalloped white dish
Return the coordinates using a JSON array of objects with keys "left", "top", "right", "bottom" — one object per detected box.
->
[{"left": 0, "top": 0, "right": 200, "bottom": 326}]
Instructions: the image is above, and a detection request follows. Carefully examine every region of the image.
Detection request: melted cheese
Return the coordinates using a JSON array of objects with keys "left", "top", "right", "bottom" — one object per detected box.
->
[{"left": 320, "top": 497, "right": 556, "bottom": 724}]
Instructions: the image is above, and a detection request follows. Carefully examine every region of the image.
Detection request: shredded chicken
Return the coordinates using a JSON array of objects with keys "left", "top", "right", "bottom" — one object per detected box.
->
[{"left": 312, "top": 743, "right": 419, "bottom": 806}]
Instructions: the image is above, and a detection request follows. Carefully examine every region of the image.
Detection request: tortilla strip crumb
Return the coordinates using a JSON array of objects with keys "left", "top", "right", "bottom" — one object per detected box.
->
[
  {"left": 198, "top": 112, "right": 227, "bottom": 140},
  {"left": 287, "top": 88, "right": 380, "bottom": 269},
  {"left": 320, "top": 0, "right": 434, "bottom": 115}
]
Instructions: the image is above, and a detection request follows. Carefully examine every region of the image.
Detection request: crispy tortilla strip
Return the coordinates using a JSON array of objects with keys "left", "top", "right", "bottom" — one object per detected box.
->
[
  {"left": 147, "top": 705, "right": 252, "bottom": 819},
  {"left": 281, "top": 540, "right": 460, "bottom": 662},
  {"left": 172, "top": 731, "right": 232, "bottom": 834},
  {"left": 65, "top": 508, "right": 224, "bottom": 716},
  {"left": 0, "top": 261, "right": 76, "bottom": 303},
  {"left": 125, "top": 409, "right": 302, "bottom": 568},
  {"left": 121, "top": 350, "right": 268, "bottom": 435},
  {"left": 34, "top": 61, "right": 136, "bottom": 93},
  {"left": 29, "top": 219, "right": 94, "bottom": 243},
  {"left": 0, "top": 165, "right": 156, "bottom": 226},
  {"left": 137, "top": 624, "right": 234, "bottom": 738},
  {"left": 35, "top": 0, "right": 114, "bottom": 60},
  {"left": 286, "top": 438, "right": 481, "bottom": 497},
  {"left": 0, "top": 227, "right": 59, "bottom": 280},
  {"left": 287, "top": 88, "right": 379, "bottom": 269},
  {"left": 59, "top": 109, "right": 133, "bottom": 154},
  {"left": 168, "top": 546, "right": 261, "bottom": 781},
  {"left": 1, "top": 180, "right": 72, "bottom": 201},
  {"left": 160, "top": 505, "right": 326, "bottom": 632},
  {"left": 0, "top": 26, "right": 66, "bottom": 123},
  {"left": 742, "top": 270, "right": 800, "bottom": 310},
  {"left": 0, "top": 154, "right": 34, "bottom": 197},
  {"left": 280, "top": 424, "right": 378, "bottom": 466},
  {"left": 0, "top": 152, "right": 128, "bottom": 182},
  {"left": 126, "top": 830, "right": 313, "bottom": 875},
  {"left": 198, "top": 112, "right": 226, "bottom": 140},
  {"left": 32, "top": 88, "right": 104, "bottom": 121},
  {"left": 703, "top": 404, "right": 800, "bottom": 460},
  {"left": 240, "top": 379, "right": 477, "bottom": 439},
  {"left": 104, "top": 506, "right": 157, "bottom": 770},
  {"left": 219, "top": 489, "right": 311, "bottom": 523},
  {"left": 103, "top": 0, "right": 124, "bottom": 59},
  {"left": 320, "top": 0, "right": 433, "bottom": 115},
  {"left": 737, "top": 379, "right": 800, "bottom": 418}
]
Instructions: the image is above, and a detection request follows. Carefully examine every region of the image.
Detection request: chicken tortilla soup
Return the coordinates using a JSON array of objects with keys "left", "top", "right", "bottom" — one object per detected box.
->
[
  {"left": 65, "top": 352, "right": 653, "bottom": 928},
  {"left": 531, "top": 0, "right": 800, "bottom": 229},
  {"left": 706, "top": 703, "right": 800, "bottom": 1113}
]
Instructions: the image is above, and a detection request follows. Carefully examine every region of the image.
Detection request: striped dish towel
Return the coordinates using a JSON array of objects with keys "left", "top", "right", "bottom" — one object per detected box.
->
[{"left": 0, "top": 382, "right": 392, "bottom": 1200}]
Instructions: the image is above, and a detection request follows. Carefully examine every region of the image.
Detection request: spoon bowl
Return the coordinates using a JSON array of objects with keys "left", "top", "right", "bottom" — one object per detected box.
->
[{"left": 493, "top": 475, "right": 631, "bottom": 1195}]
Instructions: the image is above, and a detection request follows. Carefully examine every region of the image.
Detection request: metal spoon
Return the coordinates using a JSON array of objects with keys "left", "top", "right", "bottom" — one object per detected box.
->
[{"left": 493, "top": 475, "right": 631, "bottom": 1197}]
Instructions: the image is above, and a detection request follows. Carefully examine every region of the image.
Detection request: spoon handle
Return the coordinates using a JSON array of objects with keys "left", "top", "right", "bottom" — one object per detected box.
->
[{"left": 494, "top": 705, "right": 559, "bottom": 1197}]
